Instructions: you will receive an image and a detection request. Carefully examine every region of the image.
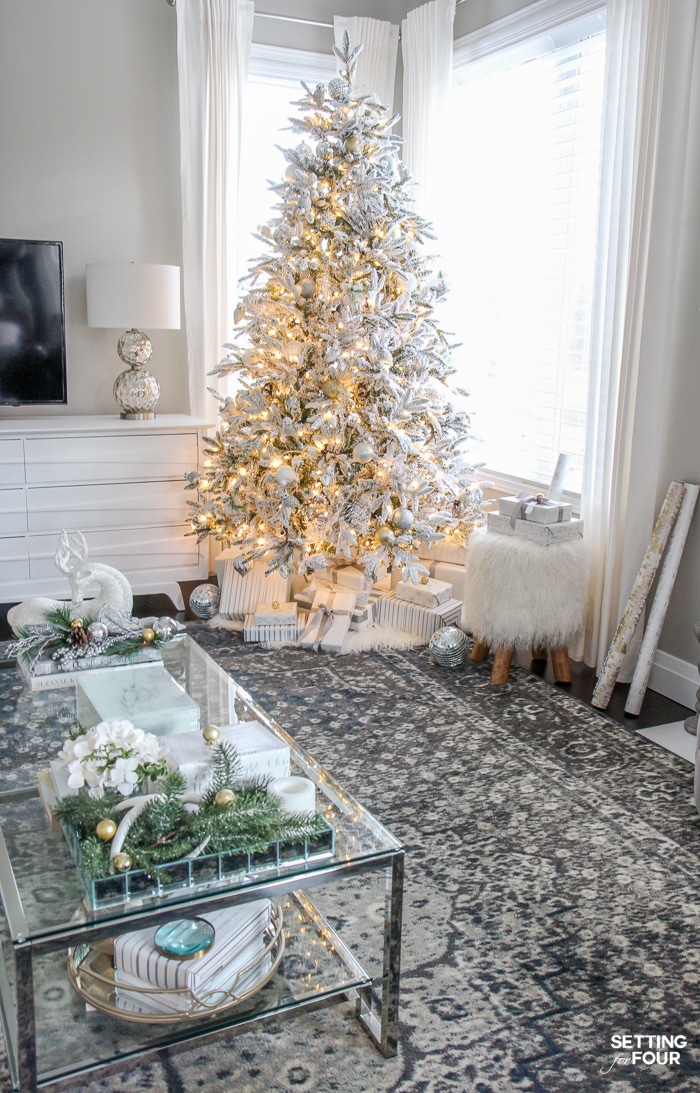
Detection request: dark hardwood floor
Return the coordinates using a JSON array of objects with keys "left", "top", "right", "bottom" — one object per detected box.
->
[{"left": 0, "top": 581, "right": 693, "bottom": 732}]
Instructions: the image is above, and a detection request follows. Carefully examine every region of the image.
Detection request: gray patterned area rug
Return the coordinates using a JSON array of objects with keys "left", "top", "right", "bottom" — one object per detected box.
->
[{"left": 0, "top": 622, "right": 699, "bottom": 1093}]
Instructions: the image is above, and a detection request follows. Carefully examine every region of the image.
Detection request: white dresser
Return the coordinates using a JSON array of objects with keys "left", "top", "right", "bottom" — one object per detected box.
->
[{"left": 0, "top": 415, "right": 209, "bottom": 610}]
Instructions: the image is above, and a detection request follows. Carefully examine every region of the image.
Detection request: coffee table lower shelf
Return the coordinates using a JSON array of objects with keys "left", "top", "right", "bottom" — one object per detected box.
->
[{"left": 1, "top": 892, "right": 373, "bottom": 1093}]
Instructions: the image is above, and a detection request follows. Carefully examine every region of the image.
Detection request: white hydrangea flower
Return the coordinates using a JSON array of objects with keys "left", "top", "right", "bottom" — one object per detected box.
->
[{"left": 58, "top": 720, "right": 166, "bottom": 799}]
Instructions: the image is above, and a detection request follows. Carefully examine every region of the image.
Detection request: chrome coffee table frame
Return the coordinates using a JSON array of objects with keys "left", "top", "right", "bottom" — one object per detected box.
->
[{"left": 0, "top": 637, "right": 404, "bottom": 1092}]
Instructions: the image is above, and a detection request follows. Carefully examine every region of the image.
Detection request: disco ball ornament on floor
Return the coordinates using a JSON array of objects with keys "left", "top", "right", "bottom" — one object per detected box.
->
[
  {"left": 189, "top": 583, "right": 221, "bottom": 619},
  {"left": 429, "top": 626, "right": 468, "bottom": 668}
]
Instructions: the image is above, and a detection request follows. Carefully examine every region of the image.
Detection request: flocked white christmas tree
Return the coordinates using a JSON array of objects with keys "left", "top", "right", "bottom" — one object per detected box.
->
[{"left": 187, "top": 36, "right": 483, "bottom": 582}]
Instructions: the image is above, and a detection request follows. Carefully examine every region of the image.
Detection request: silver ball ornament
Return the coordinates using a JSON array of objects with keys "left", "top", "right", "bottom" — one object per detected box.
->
[
  {"left": 154, "top": 617, "right": 177, "bottom": 641},
  {"left": 344, "top": 135, "right": 360, "bottom": 155},
  {"left": 393, "top": 508, "right": 414, "bottom": 530},
  {"left": 352, "top": 441, "right": 375, "bottom": 464},
  {"left": 275, "top": 465, "right": 297, "bottom": 488},
  {"left": 189, "top": 583, "right": 221, "bottom": 620},
  {"left": 87, "top": 621, "right": 109, "bottom": 643},
  {"left": 299, "top": 280, "right": 316, "bottom": 300}
]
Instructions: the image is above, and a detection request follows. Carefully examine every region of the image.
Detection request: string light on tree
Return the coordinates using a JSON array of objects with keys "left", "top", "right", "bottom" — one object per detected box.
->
[{"left": 185, "top": 34, "right": 483, "bottom": 582}]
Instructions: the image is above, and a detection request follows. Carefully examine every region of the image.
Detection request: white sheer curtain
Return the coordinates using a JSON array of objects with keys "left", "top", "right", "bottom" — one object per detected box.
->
[
  {"left": 401, "top": 0, "right": 456, "bottom": 227},
  {"left": 582, "top": 0, "right": 698, "bottom": 672},
  {"left": 176, "top": 0, "right": 254, "bottom": 422},
  {"left": 333, "top": 16, "right": 399, "bottom": 110}
]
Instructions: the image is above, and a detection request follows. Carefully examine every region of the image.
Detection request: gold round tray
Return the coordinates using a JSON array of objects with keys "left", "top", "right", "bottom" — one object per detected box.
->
[{"left": 67, "top": 904, "right": 284, "bottom": 1024}]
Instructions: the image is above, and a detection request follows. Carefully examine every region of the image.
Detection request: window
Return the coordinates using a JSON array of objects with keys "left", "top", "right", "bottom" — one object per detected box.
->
[
  {"left": 237, "top": 45, "right": 336, "bottom": 282},
  {"left": 442, "top": 3, "right": 606, "bottom": 494}
]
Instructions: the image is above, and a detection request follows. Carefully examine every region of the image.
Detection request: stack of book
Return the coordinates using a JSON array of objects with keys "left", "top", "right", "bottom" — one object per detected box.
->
[{"left": 113, "top": 899, "right": 272, "bottom": 1016}]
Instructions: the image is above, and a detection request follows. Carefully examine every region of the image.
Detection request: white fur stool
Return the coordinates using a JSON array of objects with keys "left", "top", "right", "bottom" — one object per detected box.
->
[{"left": 462, "top": 528, "right": 590, "bottom": 684}]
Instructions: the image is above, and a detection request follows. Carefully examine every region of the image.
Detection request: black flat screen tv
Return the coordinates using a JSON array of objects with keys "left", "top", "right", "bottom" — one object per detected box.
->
[{"left": 0, "top": 238, "right": 67, "bottom": 405}]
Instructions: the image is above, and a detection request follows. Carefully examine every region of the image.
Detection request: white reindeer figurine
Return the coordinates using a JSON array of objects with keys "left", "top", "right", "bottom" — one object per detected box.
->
[{"left": 7, "top": 530, "right": 133, "bottom": 635}]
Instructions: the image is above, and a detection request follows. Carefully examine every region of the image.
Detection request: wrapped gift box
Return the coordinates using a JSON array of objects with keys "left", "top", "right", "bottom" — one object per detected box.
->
[
  {"left": 163, "top": 721, "right": 290, "bottom": 790},
  {"left": 77, "top": 663, "right": 199, "bottom": 736},
  {"left": 300, "top": 589, "right": 356, "bottom": 652},
  {"left": 425, "top": 561, "right": 468, "bottom": 604},
  {"left": 498, "top": 494, "right": 572, "bottom": 525},
  {"left": 417, "top": 539, "right": 469, "bottom": 565},
  {"left": 215, "top": 547, "right": 292, "bottom": 620},
  {"left": 331, "top": 565, "right": 372, "bottom": 592},
  {"left": 254, "top": 601, "right": 297, "bottom": 626},
  {"left": 395, "top": 577, "right": 453, "bottom": 609},
  {"left": 243, "top": 613, "right": 307, "bottom": 643},
  {"left": 488, "top": 512, "right": 584, "bottom": 544},
  {"left": 374, "top": 590, "right": 462, "bottom": 641}
]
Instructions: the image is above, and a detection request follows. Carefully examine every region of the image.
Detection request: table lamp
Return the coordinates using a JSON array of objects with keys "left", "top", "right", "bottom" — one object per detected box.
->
[{"left": 86, "top": 262, "right": 181, "bottom": 419}]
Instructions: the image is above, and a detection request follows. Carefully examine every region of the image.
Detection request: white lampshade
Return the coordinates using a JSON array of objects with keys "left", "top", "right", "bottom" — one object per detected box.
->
[{"left": 86, "top": 263, "right": 181, "bottom": 330}]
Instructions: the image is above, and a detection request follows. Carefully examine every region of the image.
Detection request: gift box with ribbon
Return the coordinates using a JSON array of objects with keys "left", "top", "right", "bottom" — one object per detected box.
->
[
  {"left": 299, "top": 588, "right": 357, "bottom": 652},
  {"left": 498, "top": 493, "right": 572, "bottom": 526},
  {"left": 254, "top": 601, "right": 298, "bottom": 626},
  {"left": 488, "top": 512, "right": 584, "bottom": 544},
  {"left": 395, "top": 576, "right": 453, "bottom": 609}
]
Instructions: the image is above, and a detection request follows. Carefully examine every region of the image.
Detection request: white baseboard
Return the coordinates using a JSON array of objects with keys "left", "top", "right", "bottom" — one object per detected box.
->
[{"left": 648, "top": 650, "right": 698, "bottom": 711}]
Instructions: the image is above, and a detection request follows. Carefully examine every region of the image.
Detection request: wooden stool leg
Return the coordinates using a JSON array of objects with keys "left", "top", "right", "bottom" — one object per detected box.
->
[
  {"left": 550, "top": 647, "right": 572, "bottom": 683},
  {"left": 470, "top": 639, "right": 490, "bottom": 662},
  {"left": 531, "top": 647, "right": 547, "bottom": 661},
  {"left": 491, "top": 647, "right": 513, "bottom": 685}
]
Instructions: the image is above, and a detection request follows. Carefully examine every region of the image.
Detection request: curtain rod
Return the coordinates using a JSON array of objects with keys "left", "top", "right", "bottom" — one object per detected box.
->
[{"left": 165, "top": 1, "right": 468, "bottom": 23}]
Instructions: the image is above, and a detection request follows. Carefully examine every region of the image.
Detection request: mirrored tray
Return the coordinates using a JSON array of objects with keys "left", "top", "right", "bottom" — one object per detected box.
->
[{"left": 67, "top": 904, "right": 284, "bottom": 1024}]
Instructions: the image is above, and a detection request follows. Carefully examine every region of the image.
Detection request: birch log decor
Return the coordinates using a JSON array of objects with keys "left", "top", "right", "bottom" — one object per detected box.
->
[
  {"left": 624, "top": 482, "right": 700, "bottom": 715},
  {"left": 591, "top": 481, "right": 686, "bottom": 709}
]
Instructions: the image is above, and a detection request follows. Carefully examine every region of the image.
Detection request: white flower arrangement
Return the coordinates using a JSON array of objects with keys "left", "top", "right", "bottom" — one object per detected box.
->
[{"left": 58, "top": 719, "right": 168, "bottom": 799}]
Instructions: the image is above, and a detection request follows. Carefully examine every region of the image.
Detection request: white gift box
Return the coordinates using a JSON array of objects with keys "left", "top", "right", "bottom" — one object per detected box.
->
[
  {"left": 488, "top": 512, "right": 584, "bottom": 544},
  {"left": 300, "top": 588, "right": 357, "bottom": 652},
  {"left": 395, "top": 577, "right": 453, "bottom": 609},
  {"left": 374, "top": 591, "right": 462, "bottom": 641},
  {"left": 164, "top": 720, "right": 290, "bottom": 791},
  {"left": 243, "top": 613, "right": 306, "bottom": 644},
  {"left": 331, "top": 565, "right": 372, "bottom": 592},
  {"left": 426, "top": 561, "right": 468, "bottom": 604},
  {"left": 498, "top": 494, "right": 572, "bottom": 525},
  {"left": 254, "top": 601, "right": 297, "bottom": 626},
  {"left": 215, "top": 546, "right": 292, "bottom": 620},
  {"left": 417, "top": 539, "right": 469, "bottom": 565}
]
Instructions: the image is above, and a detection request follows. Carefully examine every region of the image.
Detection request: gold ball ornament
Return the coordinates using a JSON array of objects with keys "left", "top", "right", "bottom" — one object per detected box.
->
[
  {"left": 420, "top": 576, "right": 430, "bottom": 585},
  {"left": 202, "top": 724, "right": 221, "bottom": 746},
  {"left": 215, "top": 788, "right": 236, "bottom": 809},
  {"left": 322, "top": 378, "right": 343, "bottom": 399},
  {"left": 271, "top": 600, "right": 280, "bottom": 609},
  {"left": 375, "top": 525, "right": 396, "bottom": 547},
  {"left": 141, "top": 627, "right": 156, "bottom": 644},
  {"left": 96, "top": 819, "right": 117, "bottom": 841},
  {"left": 113, "top": 853, "right": 132, "bottom": 872},
  {"left": 70, "top": 617, "right": 84, "bottom": 630},
  {"left": 344, "top": 135, "right": 360, "bottom": 155}
]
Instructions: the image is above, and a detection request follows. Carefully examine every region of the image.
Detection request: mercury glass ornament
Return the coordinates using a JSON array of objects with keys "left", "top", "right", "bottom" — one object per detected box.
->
[
  {"left": 87, "top": 621, "right": 109, "bottom": 643},
  {"left": 344, "top": 134, "right": 360, "bottom": 154},
  {"left": 429, "top": 626, "right": 468, "bottom": 668},
  {"left": 322, "top": 377, "right": 342, "bottom": 399},
  {"left": 393, "top": 508, "right": 414, "bottom": 530},
  {"left": 189, "top": 583, "right": 221, "bottom": 619},
  {"left": 275, "top": 465, "right": 297, "bottom": 487},
  {"left": 352, "top": 441, "right": 375, "bottom": 463},
  {"left": 154, "top": 616, "right": 177, "bottom": 641},
  {"left": 375, "top": 525, "right": 395, "bottom": 547}
]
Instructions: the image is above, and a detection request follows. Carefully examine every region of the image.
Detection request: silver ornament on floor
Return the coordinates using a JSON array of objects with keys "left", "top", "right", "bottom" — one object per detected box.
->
[
  {"left": 429, "top": 626, "right": 468, "bottom": 668},
  {"left": 189, "top": 584, "right": 221, "bottom": 620}
]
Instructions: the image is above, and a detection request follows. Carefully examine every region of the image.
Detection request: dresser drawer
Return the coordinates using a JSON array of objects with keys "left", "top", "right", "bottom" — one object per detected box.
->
[
  {"left": 0, "top": 489, "right": 27, "bottom": 534},
  {"left": 0, "top": 536, "right": 30, "bottom": 580},
  {"left": 26, "top": 479, "right": 190, "bottom": 533},
  {"left": 29, "top": 525, "right": 200, "bottom": 579},
  {"left": 24, "top": 432, "right": 198, "bottom": 484},
  {"left": 0, "top": 439, "right": 25, "bottom": 485}
]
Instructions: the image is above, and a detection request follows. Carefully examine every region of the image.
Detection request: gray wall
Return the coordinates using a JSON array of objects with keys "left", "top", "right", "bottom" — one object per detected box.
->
[{"left": 0, "top": 0, "right": 698, "bottom": 669}]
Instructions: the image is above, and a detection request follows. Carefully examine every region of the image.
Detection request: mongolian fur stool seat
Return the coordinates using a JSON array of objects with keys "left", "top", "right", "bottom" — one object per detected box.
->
[{"left": 462, "top": 528, "right": 590, "bottom": 684}]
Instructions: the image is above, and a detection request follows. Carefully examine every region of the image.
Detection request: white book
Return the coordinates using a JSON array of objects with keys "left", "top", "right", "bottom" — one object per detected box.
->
[{"left": 114, "top": 900, "right": 270, "bottom": 992}]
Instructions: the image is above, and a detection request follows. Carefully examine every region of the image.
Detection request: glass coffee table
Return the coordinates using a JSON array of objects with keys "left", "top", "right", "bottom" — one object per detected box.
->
[{"left": 0, "top": 636, "right": 404, "bottom": 1092}]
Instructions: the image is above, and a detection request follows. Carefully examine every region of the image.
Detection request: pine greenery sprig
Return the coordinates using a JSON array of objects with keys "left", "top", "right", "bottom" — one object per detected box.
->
[{"left": 54, "top": 744, "right": 328, "bottom": 880}]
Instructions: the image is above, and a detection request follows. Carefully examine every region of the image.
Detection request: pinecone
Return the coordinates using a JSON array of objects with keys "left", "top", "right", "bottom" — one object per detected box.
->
[{"left": 69, "top": 625, "right": 89, "bottom": 647}]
